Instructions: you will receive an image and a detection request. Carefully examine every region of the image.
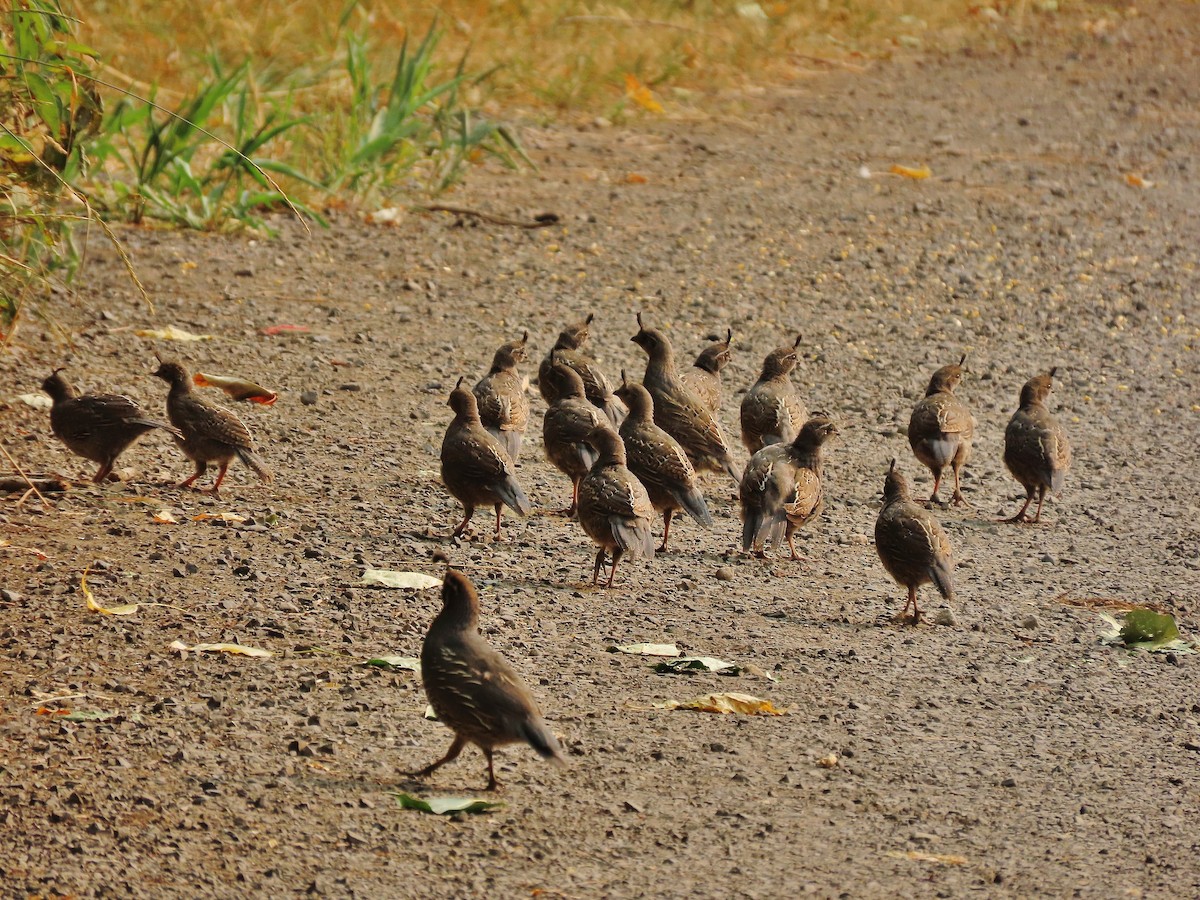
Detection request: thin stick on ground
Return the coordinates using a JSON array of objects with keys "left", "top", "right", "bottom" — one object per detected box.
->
[{"left": 0, "top": 445, "right": 52, "bottom": 510}]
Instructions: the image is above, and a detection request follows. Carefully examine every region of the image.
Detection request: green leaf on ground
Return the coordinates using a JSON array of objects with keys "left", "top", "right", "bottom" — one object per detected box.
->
[
  {"left": 1099, "top": 610, "right": 1194, "bottom": 653},
  {"left": 653, "top": 657, "right": 741, "bottom": 675},
  {"left": 393, "top": 793, "right": 502, "bottom": 815}
]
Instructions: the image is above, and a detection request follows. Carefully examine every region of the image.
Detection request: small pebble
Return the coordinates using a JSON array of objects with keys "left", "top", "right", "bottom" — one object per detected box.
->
[
  {"left": 1021, "top": 615, "right": 1040, "bottom": 630},
  {"left": 339, "top": 383, "right": 362, "bottom": 392},
  {"left": 300, "top": 390, "right": 318, "bottom": 405},
  {"left": 715, "top": 567, "right": 734, "bottom": 581},
  {"left": 933, "top": 608, "right": 958, "bottom": 627}
]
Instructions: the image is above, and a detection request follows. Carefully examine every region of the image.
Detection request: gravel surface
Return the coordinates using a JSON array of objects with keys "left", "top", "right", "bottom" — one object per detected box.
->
[{"left": 2, "top": 5, "right": 1198, "bottom": 897}]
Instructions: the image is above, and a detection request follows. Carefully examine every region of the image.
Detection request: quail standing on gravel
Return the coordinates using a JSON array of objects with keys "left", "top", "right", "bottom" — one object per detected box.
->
[
  {"left": 907, "top": 354, "right": 974, "bottom": 506},
  {"left": 413, "top": 565, "right": 564, "bottom": 790},
  {"left": 151, "top": 358, "right": 271, "bottom": 495},
  {"left": 577, "top": 426, "right": 656, "bottom": 586},
  {"left": 473, "top": 331, "right": 530, "bottom": 461},
  {"left": 739, "top": 335, "right": 807, "bottom": 454},
  {"left": 439, "top": 377, "right": 531, "bottom": 539},
  {"left": 614, "top": 374, "right": 713, "bottom": 552},
  {"left": 538, "top": 313, "right": 625, "bottom": 424},
  {"left": 681, "top": 328, "right": 733, "bottom": 415},
  {"left": 541, "top": 359, "right": 613, "bottom": 516},
  {"left": 1003, "top": 367, "right": 1072, "bottom": 524},
  {"left": 875, "top": 459, "right": 955, "bottom": 623},
  {"left": 42, "top": 369, "right": 180, "bottom": 483},
  {"left": 631, "top": 313, "right": 739, "bottom": 484},
  {"left": 740, "top": 414, "right": 838, "bottom": 559}
]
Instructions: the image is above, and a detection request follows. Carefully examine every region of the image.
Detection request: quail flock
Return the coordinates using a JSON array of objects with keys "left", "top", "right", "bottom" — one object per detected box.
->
[{"left": 34, "top": 313, "right": 1078, "bottom": 790}]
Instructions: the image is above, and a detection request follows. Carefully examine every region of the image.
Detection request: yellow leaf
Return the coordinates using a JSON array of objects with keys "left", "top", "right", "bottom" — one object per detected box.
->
[
  {"left": 134, "top": 325, "right": 214, "bottom": 342},
  {"left": 81, "top": 568, "right": 139, "bottom": 616},
  {"left": 886, "top": 850, "right": 969, "bottom": 866},
  {"left": 890, "top": 164, "right": 932, "bottom": 180},
  {"left": 180, "top": 260, "right": 197, "bottom": 272},
  {"left": 625, "top": 173, "right": 648, "bottom": 184},
  {"left": 152, "top": 509, "right": 178, "bottom": 524},
  {"left": 191, "top": 512, "right": 247, "bottom": 524},
  {"left": 1124, "top": 172, "right": 1153, "bottom": 188},
  {"left": 654, "top": 692, "right": 787, "bottom": 715},
  {"left": 624, "top": 74, "right": 664, "bottom": 114},
  {"left": 169, "top": 640, "right": 272, "bottom": 658}
]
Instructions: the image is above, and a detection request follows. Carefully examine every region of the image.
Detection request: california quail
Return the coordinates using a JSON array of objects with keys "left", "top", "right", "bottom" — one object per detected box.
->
[
  {"left": 907, "top": 354, "right": 974, "bottom": 506},
  {"left": 42, "top": 369, "right": 179, "bottom": 482},
  {"left": 739, "top": 334, "right": 807, "bottom": 454},
  {"left": 631, "top": 313, "right": 739, "bottom": 484},
  {"left": 541, "top": 359, "right": 613, "bottom": 516},
  {"left": 681, "top": 328, "right": 733, "bottom": 415},
  {"left": 538, "top": 313, "right": 625, "bottom": 424},
  {"left": 440, "top": 377, "right": 531, "bottom": 539},
  {"left": 473, "top": 331, "right": 530, "bottom": 461},
  {"left": 740, "top": 415, "right": 838, "bottom": 559},
  {"left": 151, "top": 358, "right": 271, "bottom": 495},
  {"left": 413, "top": 565, "right": 564, "bottom": 790},
  {"left": 1003, "top": 367, "right": 1071, "bottom": 524},
  {"left": 614, "top": 373, "right": 713, "bottom": 552},
  {"left": 874, "top": 459, "right": 955, "bottom": 623},
  {"left": 577, "top": 425, "right": 656, "bottom": 586}
]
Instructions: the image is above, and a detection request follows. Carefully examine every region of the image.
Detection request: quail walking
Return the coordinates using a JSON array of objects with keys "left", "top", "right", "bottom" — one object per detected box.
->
[
  {"left": 631, "top": 313, "right": 739, "bottom": 484},
  {"left": 42, "top": 369, "right": 179, "bottom": 482},
  {"left": 908, "top": 354, "right": 974, "bottom": 506},
  {"left": 1003, "top": 367, "right": 1071, "bottom": 524},
  {"left": 440, "top": 377, "right": 531, "bottom": 539},
  {"left": 413, "top": 565, "right": 564, "bottom": 790},
  {"left": 681, "top": 328, "right": 733, "bottom": 415},
  {"left": 874, "top": 459, "right": 955, "bottom": 624},
  {"left": 151, "top": 358, "right": 271, "bottom": 495},
  {"left": 538, "top": 313, "right": 625, "bottom": 424},
  {"left": 577, "top": 426, "right": 656, "bottom": 586},
  {"left": 614, "top": 374, "right": 713, "bottom": 552},
  {"left": 541, "top": 359, "right": 613, "bottom": 516},
  {"left": 740, "top": 414, "right": 838, "bottom": 559},
  {"left": 474, "top": 331, "right": 530, "bottom": 461},
  {"left": 740, "top": 335, "right": 807, "bottom": 454}
]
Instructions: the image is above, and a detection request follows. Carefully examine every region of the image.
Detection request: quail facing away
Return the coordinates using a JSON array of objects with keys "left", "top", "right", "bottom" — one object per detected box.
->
[
  {"left": 907, "top": 354, "right": 974, "bottom": 506},
  {"left": 541, "top": 359, "right": 613, "bottom": 516},
  {"left": 681, "top": 328, "right": 733, "bottom": 415},
  {"left": 874, "top": 459, "right": 955, "bottom": 623},
  {"left": 631, "top": 313, "right": 739, "bottom": 484},
  {"left": 739, "top": 334, "right": 808, "bottom": 454},
  {"left": 42, "top": 369, "right": 180, "bottom": 482},
  {"left": 614, "top": 373, "right": 713, "bottom": 552},
  {"left": 577, "top": 425, "right": 656, "bottom": 586},
  {"left": 740, "top": 414, "right": 838, "bottom": 559},
  {"left": 473, "top": 330, "right": 530, "bottom": 461},
  {"left": 440, "top": 377, "right": 531, "bottom": 539},
  {"left": 538, "top": 313, "right": 625, "bottom": 424},
  {"left": 151, "top": 358, "right": 271, "bottom": 495},
  {"left": 413, "top": 566, "right": 564, "bottom": 790},
  {"left": 1003, "top": 367, "right": 1071, "bottom": 524}
]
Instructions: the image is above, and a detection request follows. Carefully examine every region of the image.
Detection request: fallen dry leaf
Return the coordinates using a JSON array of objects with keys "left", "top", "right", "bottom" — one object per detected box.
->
[
  {"left": 359, "top": 569, "right": 442, "bottom": 590},
  {"left": 169, "top": 640, "right": 272, "bottom": 658},
  {"left": 191, "top": 512, "right": 247, "bottom": 524},
  {"left": 612, "top": 642, "right": 680, "bottom": 657},
  {"left": 624, "top": 73, "right": 664, "bottom": 114},
  {"left": 134, "top": 325, "right": 214, "bottom": 342},
  {"left": 886, "top": 850, "right": 968, "bottom": 866},
  {"left": 82, "top": 567, "right": 139, "bottom": 616},
  {"left": 14, "top": 393, "right": 52, "bottom": 410},
  {"left": 261, "top": 324, "right": 310, "bottom": 336},
  {"left": 817, "top": 753, "right": 839, "bottom": 768},
  {"left": 194, "top": 372, "right": 278, "bottom": 405},
  {"left": 653, "top": 692, "right": 787, "bottom": 715},
  {"left": 152, "top": 509, "right": 179, "bottom": 524},
  {"left": 625, "top": 173, "right": 649, "bottom": 184},
  {"left": 890, "top": 163, "right": 932, "bottom": 180},
  {"left": 1124, "top": 172, "right": 1153, "bottom": 188}
]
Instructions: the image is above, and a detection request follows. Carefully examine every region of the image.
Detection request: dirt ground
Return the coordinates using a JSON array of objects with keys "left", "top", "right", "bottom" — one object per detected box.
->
[{"left": 3, "top": 4, "right": 1199, "bottom": 897}]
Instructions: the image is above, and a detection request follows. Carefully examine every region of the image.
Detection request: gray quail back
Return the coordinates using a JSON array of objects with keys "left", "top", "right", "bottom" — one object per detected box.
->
[
  {"left": 414, "top": 566, "right": 564, "bottom": 790},
  {"left": 440, "top": 377, "right": 532, "bottom": 539},
  {"left": 681, "top": 327, "right": 733, "bottom": 415},
  {"left": 907, "top": 354, "right": 974, "bottom": 506},
  {"left": 739, "top": 334, "right": 808, "bottom": 454},
  {"left": 1002, "top": 367, "right": 1071, "bottom": 524},
  {"left": 473, "top": 330, "right": 530, "bottom": 461},
  {"left": 874, "top": 459, "right": 955, "bottom": 623},
  {"left": 151, "top": 359, "right": 271, "bottom": 495},
  {"left": 576, "top": 425, "right": 655, "bottom": 586},
  {"left": 42, "top": 369, "right": 179, "bottom": 482},
  {"left": 541, "top": 360, "right": 613, "bottom": 516},
  {"left": 537, "top": 313, "right": 625, "bottom": 424}
]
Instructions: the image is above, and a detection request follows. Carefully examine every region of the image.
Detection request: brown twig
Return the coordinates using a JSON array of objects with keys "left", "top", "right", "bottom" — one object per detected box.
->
[
  {"left": 0, "top": 447, "right": 53, "bottom": 509},
  {"left": 416, "top": 205, "right": 560, "bottom": 229}
]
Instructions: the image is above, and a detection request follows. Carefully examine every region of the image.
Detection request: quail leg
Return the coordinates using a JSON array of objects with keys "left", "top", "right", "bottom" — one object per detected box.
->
[
  {"left": 606, "top": 548, "right": 624, "bottom": 588},
  {"left": 208, "top": 461, "right": 231, "bottom": 496},
  {"left": 926, "top": 469, "right": 943, "bottom": 507},
  {"left": 411, "top": 735, "right": 466, "bottom": 780},
  {"left": 92, "top": 460, "right": 115, "bottom": 483},
  {"left": 178, "top": 461, "right": 206, "bottom": 490},
  {"left": 1031, "top": 485, "right": 1048, "bottom": 524},
  {"left": 451, "top": 505, "right": 476, "bottom": 538},
  {"left": 484, "top": 748, "right": 500, "bottom": 791},
  {"left": 591, "top": 548, "right": 607, "bottom": 585},
  {"left": 493, "top": 503, "right": 504, "bottom": 540},
  {"left": 1003, "top": 488, "right": 1035, "bottom": 524},
  {"left": 950, "top": 462, "right": 968, "bottom": 506},
  {"left": 656, "top": 509, "right": 674, "bottom": 554}
]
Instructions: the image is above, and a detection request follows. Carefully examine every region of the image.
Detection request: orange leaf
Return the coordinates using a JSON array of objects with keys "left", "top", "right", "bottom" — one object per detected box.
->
[
  {"left": 261, "top": 324, "right": 310, "bottom": 336},
  {"left": 890, "top": 164, "right": 932, "bottom": 180},
  {"left": 624, "top": 73, "right": 664, "bottom": 114},
  {"left": 625, "top": 173, "right": 649, "bottom": 184},
  {"left": 1124, "top": 172, "right": 1153, "bottom": 188}
]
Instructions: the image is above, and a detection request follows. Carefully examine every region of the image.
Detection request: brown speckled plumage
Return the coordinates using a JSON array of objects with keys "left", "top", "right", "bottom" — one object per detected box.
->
[
  {"left": 908, "top": 354, "right": 974, "bottom": 506},
  {"left": 875, "top": 460, "right": 955, "bottom": 623},
  {"left": 577, "top": 426, "right": 655, "bottom": 586},
  {"left": 538, "top": 313, "right": 625, "bottom": 424},
  {"left": 42, "top": 369, "right": 179, "bottom": 482},
  {"left": 414, "top": 567, "right": 564, "bottom": 790},
  {"left": 473, "top": 330, "right": 530, "bottom": 461},
  {"left": 681, "top": 328, "right": 733, "bottom": 415},
  {"left": 1003, "top": 368, "right": 1071, "bottom": 524},
  {"left": 739, "top": 334, "right": 807, "bottom": 454},
  {"left": 542, "top": 360, "right": 613, "bottom": 516},
  {"left": 151, "top": 359, "right": 271, "bottom": 495}
]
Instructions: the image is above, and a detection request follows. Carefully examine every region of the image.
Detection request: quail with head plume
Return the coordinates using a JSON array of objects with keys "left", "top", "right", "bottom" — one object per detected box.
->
[
  {"left": 151, "top": 358, "right": 271, "bottom": 495},
  {"left": 541, "top": 359, "right": 613, "bottom": 516},
  {"left": 440, "top": 377, "right": 531, "bottom": 539},
  {"left": 631, "top": 313, "right": 739, "bottom": 484},
  {"left": 739, "top": 334, "right": 807, "bottom": 454},
  {"left": 907, "top": 354, "right": 974, "bottom": 506},
  {"left": 614, "top": 373, "right": 713, "bottom": 552},
  {"left": 875, "top": 459, "right": 955, "bottom": 623},
  {"left": 413, "top": 564, "right": 564, "bottom": 790},
  {"left": 473, "top": 330, "right": 530, "bottom": 461},
  {"left": 42, "top": 369, "right": 180, "bottom": 482},
  {"left": 681, "top": 328, "right": 733, "bottom": 415},
  {"left": 1003, "top": 367, "right": 1071, "bottom": 524},
  {"left": 538, "top": 313, "right": 625, "bottom": 424},
  {"left": 577, "top": 426, "right": 656, "bottom": 586},
  {"left": 740, "top": 414, "right": 838, "bottom": 559}
]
